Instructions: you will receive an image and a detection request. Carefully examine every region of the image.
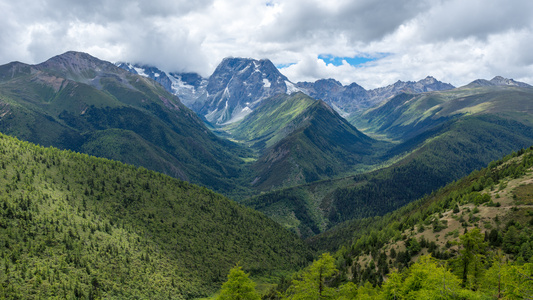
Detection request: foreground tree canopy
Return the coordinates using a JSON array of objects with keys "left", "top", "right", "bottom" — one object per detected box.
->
[
  {"left": 217, "top": 265, "right": 261, "bottom": 300},
  {"left": 222, "top": 235, "right": 533, "bottom": 299}
]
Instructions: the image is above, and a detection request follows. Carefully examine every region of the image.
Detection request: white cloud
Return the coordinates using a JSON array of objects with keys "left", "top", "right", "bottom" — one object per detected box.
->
[{"left": 0, "top": 0, "right": 532, "bottom": 88}]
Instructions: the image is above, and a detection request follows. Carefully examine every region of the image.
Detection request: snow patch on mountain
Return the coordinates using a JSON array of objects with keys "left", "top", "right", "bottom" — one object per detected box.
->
[
  {"left": 133, "top": 67, "right": 148, "bottom": 77},
  {"left": 285, "top": 81, "right": 301, "bottom": 94}
]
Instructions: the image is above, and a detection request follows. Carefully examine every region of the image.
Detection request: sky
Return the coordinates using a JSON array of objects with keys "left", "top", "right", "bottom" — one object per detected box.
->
[{"left": 1, "top": 0, "right": 532, "bottom": 89}]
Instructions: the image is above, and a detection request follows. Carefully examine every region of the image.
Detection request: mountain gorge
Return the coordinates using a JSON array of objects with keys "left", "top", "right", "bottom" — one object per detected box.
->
[
  {"left": 245, "top": 81, "right": 533, "bottom": 238},
  {"left": 226, "top": 92, "right": 385, "bottom": 189}
]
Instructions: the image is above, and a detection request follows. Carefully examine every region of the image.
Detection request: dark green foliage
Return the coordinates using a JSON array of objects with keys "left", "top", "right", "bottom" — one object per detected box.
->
[
  {"left": 0, "top": 52, "right": 251, "bottom": 196},
  {"left": 0, "top": 133, "right": 312, "bottom": 298},
  {"left": 243, "top": 188, "right": 324, "bottom": 238},
  {"left": 329, "top": 115, "right": 533, "bottom": 224}
]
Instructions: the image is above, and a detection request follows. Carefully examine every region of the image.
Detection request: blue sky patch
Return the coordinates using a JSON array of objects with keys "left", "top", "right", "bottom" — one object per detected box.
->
[
  {"left": 318, "top": 54, "right": 382, "bottom": 67},
  {"left": 276, "top": 62, "right": 296, "bottom": 69}
]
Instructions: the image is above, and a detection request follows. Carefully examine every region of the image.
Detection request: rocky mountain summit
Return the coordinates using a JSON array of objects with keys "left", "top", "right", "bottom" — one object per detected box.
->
[
  {"left": 118, "top": 58, "right": 299, "bottom": 124},
  {"left": 120, "top": 59, "right": 456, "bottom": 121},
  {"left": 199, "top": 57, "right": 297, "bottom": 124}
]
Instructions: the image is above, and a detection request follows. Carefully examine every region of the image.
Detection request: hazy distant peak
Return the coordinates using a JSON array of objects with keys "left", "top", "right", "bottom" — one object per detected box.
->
[
  {"left": 466, "top": 76, "right": 531, "bottom": 88},
  {"left": 490, "top": 76, "right": 531, "bottom": 87},
  {"left": 419, "top": 76, "right": 438, "bottom": 84}
]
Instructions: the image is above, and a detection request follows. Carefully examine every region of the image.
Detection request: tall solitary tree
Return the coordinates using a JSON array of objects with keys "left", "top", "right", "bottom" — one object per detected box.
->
[
  {"left": 217, "top": 265, "right": 260, "bottom": 300},
  {"left": 283, "top": 253, "right": 337, "bottom": 299},
  {"left": 455, "top": 227, "right": 487, "bottom": 289}
]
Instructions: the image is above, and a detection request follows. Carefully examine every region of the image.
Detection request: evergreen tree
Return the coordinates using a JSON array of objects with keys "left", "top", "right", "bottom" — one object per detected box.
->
[
  {"left": 217, "top": 265, "right": 260, "bottom": 300},
  {"left": 283, "top": 253, "right": 337, "bottom": 299},
  {"left": 454, "top": 227, "right": 487, "bottom": 289}
]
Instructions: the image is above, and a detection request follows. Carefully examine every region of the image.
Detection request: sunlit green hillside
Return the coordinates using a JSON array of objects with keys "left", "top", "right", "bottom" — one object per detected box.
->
[{"left": 0, "top": 133, "right": 312, "bottom": 299}]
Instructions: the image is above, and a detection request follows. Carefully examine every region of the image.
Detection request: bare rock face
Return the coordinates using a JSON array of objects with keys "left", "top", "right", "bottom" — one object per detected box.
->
[
  {"left": 199, "top": 58, "right": 295, "bottom": 125},
  {"left": 489, "top": 76, "right": 531, "bottom": 87},
  {"left": 118, "top": 58, "right": 296, "bottom": 124},
  {"left": 296, "top": 79, "right": 367, "bottom": 115}
]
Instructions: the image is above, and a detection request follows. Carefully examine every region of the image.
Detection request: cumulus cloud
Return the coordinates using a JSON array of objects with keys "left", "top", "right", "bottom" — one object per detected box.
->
[
  {"left": 0, "top": 0, "right": 532, "bottom": 87},
  {"left": 258, "top": 0, "right": 427, "bottom": 44},
  {"left": 0, "top": 0, "right": 212, "bottom": 73}
]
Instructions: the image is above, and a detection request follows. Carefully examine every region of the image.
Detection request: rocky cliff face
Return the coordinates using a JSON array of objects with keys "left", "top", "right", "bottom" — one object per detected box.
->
[
  {"left": 118, "top": 58, "right": 299, "bottom": 125},
  {"left": 296, "top": 79, "right": 367, "bottom": 116},
  {"left": 199, "top": 57, "right": 296, "bottom": 124},
  {"left": 116, "top": 63, "right": 209, "bottom": 109}
]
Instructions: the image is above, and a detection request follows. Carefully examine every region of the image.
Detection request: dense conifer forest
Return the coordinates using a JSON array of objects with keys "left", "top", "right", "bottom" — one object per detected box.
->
[{"left": 0, "top": 133, "right": 312, "bottom": 299}]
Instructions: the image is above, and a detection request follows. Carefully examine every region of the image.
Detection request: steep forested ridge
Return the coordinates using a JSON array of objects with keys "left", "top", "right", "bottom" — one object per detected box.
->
[
  {"left": 0, "top": 133, "right": 312, "bottom": 299},
  {"left": 309, "top": 146, "right": 533, "bottom": 284},
  {"left": 247, "top": 147, "right": 533, "bottom": 299},
  {"left": 245, "top": 85, "right": 533, "bottom": 238},
  {"left": 226, "top": 92, "right": 385, "bottom": 190},
  {"left": 0, "top": 51, "right": 251, "bottom": 195}
]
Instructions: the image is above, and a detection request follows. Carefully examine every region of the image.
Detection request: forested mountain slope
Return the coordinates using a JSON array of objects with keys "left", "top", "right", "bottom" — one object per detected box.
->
[
  {"left": 234, "top": 147, "right": 533, "bottom": 299},
  {"left": 246, "top": 85, "right": 533, "bottom": 238},
  {"left": 0, "top": 51, "right": 250, "bottom": 195},
  {"left": 351, "top": 83, "right": 533, "bottom": 142},
  {"left": 0, "top": 133, "right": 312, "bottom": 299},
  {"left": 304, "top": 146, "right": 533, "bottom": 297},
  {"left": 225, "top": 92, "right": 386, "bottom": 190}
]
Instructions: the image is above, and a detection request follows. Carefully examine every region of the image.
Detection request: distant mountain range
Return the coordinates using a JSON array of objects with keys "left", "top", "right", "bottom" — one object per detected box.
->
[
  {"left": 465, "top": 75, "right": 532, "bottom": 88},
  {"left": 296, "top": 75, "right": 455, "bottom": 116},
  {"left": 118, "top": 59, "right": 456, "bottom": 123}
]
